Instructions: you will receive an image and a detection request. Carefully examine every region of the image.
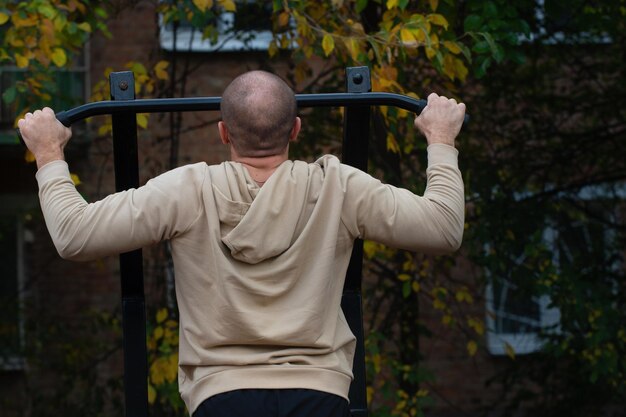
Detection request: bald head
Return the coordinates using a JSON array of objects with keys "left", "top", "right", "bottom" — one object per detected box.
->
[{"left": 221, "top": 71, "right": 297, "bottom": 157}]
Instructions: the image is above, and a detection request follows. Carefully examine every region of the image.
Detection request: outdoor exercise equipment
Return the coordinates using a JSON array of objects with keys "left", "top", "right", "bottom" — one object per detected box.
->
[{"left": 23, "top": 66, "right": 468, "bottom": 417}]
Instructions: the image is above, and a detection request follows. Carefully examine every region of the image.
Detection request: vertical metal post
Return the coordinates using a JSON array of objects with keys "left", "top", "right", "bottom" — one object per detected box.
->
[
  {"left": 110, "top": 71, "right": 149, "bottom": 417},
  {"left": 341, "top": 66, "right": 371, "bottom": 417}
]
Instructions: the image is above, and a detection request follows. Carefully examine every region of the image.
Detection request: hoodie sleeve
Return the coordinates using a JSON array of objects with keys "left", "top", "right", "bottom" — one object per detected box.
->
[
  {"left": 36, "top": 161, "right": 205, "bottom": 261},
  {"left": 341, "top": 143, "right": 465, "bottom": 254}
]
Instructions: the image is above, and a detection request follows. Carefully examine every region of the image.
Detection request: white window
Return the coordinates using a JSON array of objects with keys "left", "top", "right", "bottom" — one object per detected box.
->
[
  {"left": 485, "top": 262, "right": 561, "bottom": 355},
  {"left": 159, "top": 1, "right": 277, "bottom": 52},
  {"left": 523, "top": 0, "right": 612, "bottom": 44},
  {"left": 485, "top": 184, "right": 624, "bottom": 355}
]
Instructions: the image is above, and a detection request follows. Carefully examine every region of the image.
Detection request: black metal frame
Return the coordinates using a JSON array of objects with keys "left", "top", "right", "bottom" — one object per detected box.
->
[{"left": 51, "top": 67, "right": 468, "bottom": 417}]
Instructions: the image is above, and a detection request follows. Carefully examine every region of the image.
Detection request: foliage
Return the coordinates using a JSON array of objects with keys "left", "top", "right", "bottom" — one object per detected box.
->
[
  {"left": 146, "top": 308, "right": 185, "bottom": 415},
  {"left": 0, "top": 0, "right": 109, "bottom": 125},
  {"left": 463, "top": 1, "right": 626, "bottom": 412},
  {"left": 0, "top": 306, "right": 124, "bottom": 416}
]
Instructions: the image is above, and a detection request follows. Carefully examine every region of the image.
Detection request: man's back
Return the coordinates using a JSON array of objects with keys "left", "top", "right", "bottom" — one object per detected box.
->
[{"left": 35, "top": 149, "right": 463, "bottom": 413}]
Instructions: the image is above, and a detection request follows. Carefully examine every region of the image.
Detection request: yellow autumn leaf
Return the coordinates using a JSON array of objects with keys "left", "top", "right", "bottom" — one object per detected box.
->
[
  {"left": 443, "top": 55, "right": 457, "bottom": 80},
  {"left": 147, "top": 383, "right": 157, "bottom": 404},
  {"left": 366, "top": 386, "right": 374, "bottom": 405},
  {"left": 0, "top": 12, "right": 9, "bottom": 25},
  {"left": 153, "top": 326, "right": 164, "bottom": 340},
  {"left": 412, "top": 281, "right": 420, "bottom": 292},
  {"left": 386, "top": 132, "right": 400, "bottom": 153},
  {"left": 70, "top": 173, "right": 82, "bottom": 186},
  {"left": 443, "top": 40, "right": 462, "bottom": 54},
  {"left": 51, "top": 48, "right": 67, "bottom": 67},
  {"left": 425, "top": 46, "right": 436, "bottom": 60},
  {"left": 12, "top": 14, "right": 37, "bottom": 28},
  {"left": 218, "top": 0, "right": 236, "bottom": 12},
  {"left": 429, "top": 0, "right": 439, "bottom": 11},
  {"left": 400, "top": 28, "right": 416, "bottom": 46},
  {"left": 136, "top": 113, "right": 149, "bottom": 129},
  {"left": 454, "top": 57, "right": 468, "bottom": 81},
  {"left": 363, "top": 240, "right": 382, "bottom": 259},
  {"left": 467, "top": 317, "right": 485, "bottom": 335},
  {"left": 386, "top": 0, "right": 399, "bottom": 9},
  {"left": 467, "top": 340, "right": 478, "bottom": 356},
  {"left": 25, "top": 149, "right": 36, "bottom": 163},
  {"left": 322, "top": 33, "right": 334, "bottom": 57},
  {"left": 427, "top": 13, "right": 448, "bottom": 29},
  {"left": 156, "top": 308, "right": 168, "bottom": 323},
  {"left": 398, "top": 273, "right": 411, "bottom": 282},
  {"left": 15, "top": 53, "right": 29, "bottom": 68},
  {"left": 77, "top": 22, "right": 92, "bottom": 32},
  {"left": 268, "top": 40, "right": 279, "bottom": 58},
  {"left": 193, "top": 0, "right": 213, "bottom": 12},
  {"left": 343, "top": 37, "right": 359, "bottom": 60},
  {"left": 278, "top": 11, "right": 290, "bottom": 27},
  {"left": 410, "top": 27, "right": 427, "bottom": 43},
  {"left": 504, "top": 342, "right": 516, "bottom": 360},
  {"left": 154, "top": 60, "right": 169, "bottom": 80},
  {"left": 98, "top": 123, "right": 112, "bottom": 136}
]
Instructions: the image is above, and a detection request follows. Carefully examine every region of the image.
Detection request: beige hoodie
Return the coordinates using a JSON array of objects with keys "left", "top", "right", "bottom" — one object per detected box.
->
[{"left": 36, "top": 144, "right": 464, "bottom": 413}]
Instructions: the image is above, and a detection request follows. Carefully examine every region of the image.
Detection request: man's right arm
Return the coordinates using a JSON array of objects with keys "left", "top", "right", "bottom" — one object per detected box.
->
[{"left": 36, "top": 160, "right": 205, "bottom": 261}]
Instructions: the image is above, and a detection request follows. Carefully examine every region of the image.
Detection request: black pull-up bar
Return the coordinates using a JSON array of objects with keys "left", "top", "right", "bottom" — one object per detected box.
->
[{"left": 53, "top": 92, "right": 469, "bottom": 127}]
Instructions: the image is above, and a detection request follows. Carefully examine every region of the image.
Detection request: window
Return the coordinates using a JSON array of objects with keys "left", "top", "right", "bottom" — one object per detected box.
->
[
  {"left": 485, "top": 236, "right": 561, "bottom": 355},
  {"left": 0, "top": 212, "right": 31, "bottom": 370},
  {"left": 523, "top": 0, "right": 612, "bottom": 44},
  {"left": 485, "top": 184, "right": 624, "bottom": 355},
  {"left": 159, "top": 1, "right": 278, "bottom": 52},
  {"left": 0, "top": 49, "right": 89, "bottom": 144}
]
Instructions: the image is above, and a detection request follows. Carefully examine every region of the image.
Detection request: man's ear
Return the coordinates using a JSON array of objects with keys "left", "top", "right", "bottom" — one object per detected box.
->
[
  {"left": 289, "top": 117, "right": 301, "bottom": 142},
  {"left": 218, "top": 121, "right": 230, "bottom": 145}
]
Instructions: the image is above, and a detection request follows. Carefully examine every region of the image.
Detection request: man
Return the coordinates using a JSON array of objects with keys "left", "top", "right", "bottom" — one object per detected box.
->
[{"left": 18, "top": 70, "right": 466, "bottom": 417}]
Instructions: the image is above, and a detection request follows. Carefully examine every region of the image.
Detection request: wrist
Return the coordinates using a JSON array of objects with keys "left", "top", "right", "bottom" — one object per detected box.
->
[
  {"left": 35, "top": 148, "right": 65, "bottom": 170},
  {"left": 426, "top": 134, "right": 456, "bottom": 147}
]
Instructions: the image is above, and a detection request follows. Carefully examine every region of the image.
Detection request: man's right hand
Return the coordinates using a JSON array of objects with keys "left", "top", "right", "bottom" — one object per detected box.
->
[
  {"left": 414, "top": 93, "right": 466, "bottom": 147},
  {"left": 17, "top": 107, "right": 72, "bottom": 169}
]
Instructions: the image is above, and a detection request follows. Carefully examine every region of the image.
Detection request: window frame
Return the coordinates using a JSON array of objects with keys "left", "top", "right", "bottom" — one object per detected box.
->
[
  {"left": 158, "top": 1, "right": 292, "bottom": 53},
  {"left": 484, "top": 183, "right": 625, "bottom": 356},
  {"left": 0, "top": 198, "right": 36, "bottom": 371},
  {"left": 0, "top": 44, "right": 90, "bottom": 144}
]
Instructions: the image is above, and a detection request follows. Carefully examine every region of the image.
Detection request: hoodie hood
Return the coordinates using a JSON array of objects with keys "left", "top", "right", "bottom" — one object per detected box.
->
[{"left": 212, "top": 160, "right": 320, "bottom": 264}]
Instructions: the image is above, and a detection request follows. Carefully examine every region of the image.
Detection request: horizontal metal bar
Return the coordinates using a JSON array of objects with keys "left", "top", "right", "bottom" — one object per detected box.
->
[{"left": 54, "top": 92, "right": 469, "bottom": 127}]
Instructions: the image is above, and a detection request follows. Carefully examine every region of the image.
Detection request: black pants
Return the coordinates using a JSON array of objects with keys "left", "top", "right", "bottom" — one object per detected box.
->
[{"left": 193, "top": 389, "right": 350, "bottom": 417}]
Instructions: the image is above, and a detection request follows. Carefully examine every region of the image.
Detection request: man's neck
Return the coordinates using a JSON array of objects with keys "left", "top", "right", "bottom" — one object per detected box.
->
[{"left": 233, "top": 153, "right": 288, "bottom": 186}]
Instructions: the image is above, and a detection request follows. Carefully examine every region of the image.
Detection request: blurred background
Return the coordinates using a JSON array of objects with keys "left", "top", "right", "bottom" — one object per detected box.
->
[{"left": 0, "top": 1, "right": 624, "bottom": 416}]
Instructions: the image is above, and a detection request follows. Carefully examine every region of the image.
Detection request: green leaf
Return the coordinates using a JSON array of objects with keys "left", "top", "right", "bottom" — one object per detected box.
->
[
  {"left": 94, "top": 7, "right": 108, "bottom": 18},
  {"left": 37, "top": 4, "right": 56, "bottom": 19},
  {"left": 472, "top": 40, "right": 490, "bottom": 53},
  {"left": 483, "top": 1, "right": 498, "bottom": 19},
  {"left": 2, "top": 86, "right": 16, "bottom": 104},
  {"left": 402, "top": 281, "right": 411, "bottom": 298},
  {"left": 464, "top": 14, "right": 483, "bottom": 31},
  {"left": 356, "top": 0, "right": 368, "bottom": 13}
]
